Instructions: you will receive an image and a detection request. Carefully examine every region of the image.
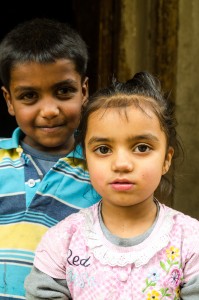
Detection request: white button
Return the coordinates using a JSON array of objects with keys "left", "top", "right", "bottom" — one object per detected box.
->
[
  {"left": 28, "top": 179, "right": 36, "bottom": 187},
  {"left": 117, "top": 271, "right": 128, "bottom": 282}
]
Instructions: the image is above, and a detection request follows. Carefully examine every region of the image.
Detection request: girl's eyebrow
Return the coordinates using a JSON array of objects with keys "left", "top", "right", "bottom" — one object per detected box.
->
[
  {"left": 87, "top": 134, "right": 160, "bottom": 145},
  {"left": 131, "top": 134, "right": 160, "bottom": 142},
  {"left": 87, "top": 137, "right": 111, "bottom": 145}
]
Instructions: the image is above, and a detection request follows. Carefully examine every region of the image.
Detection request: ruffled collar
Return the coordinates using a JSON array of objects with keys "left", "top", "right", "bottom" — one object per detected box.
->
[{"left": 80, "top": 201, "right": 176, "bottom": 267}]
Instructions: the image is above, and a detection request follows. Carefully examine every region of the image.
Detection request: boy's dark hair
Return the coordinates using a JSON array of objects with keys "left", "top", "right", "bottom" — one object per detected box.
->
[{"left": 0, "top": 18, "right": 88, "bottom": 89}]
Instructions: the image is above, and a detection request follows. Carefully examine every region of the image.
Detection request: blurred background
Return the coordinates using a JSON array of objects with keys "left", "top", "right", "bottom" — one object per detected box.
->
[{"left": 0, "top": 0, "right": 198, "bottom": 218}]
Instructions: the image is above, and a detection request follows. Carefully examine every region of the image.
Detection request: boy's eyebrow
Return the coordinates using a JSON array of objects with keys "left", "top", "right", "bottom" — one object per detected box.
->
[
  {"left": 54, "top": 79, "right": 79, "bottom": 87},
  {"left": 87, "top": 134, "right": 160, "bottom": 145},
  {"left": 14, "top": 86, "right": 35, "bottom": 93},
  {"left": 14, "top": 79, "right": 79, "bottom": 93},
  {"left": 52, "top": 79, "right": 80, "bottom": 91}
]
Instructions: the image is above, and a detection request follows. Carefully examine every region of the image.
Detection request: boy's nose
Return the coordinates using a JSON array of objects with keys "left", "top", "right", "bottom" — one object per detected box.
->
[{"left": 40, "top": 102, "right": 59, "bottom": 119}]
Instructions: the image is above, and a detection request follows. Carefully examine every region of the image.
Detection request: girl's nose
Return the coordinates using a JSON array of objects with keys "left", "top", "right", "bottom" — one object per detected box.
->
[{"left": 111, "top": 151, "right": 134, "bottom": 172}]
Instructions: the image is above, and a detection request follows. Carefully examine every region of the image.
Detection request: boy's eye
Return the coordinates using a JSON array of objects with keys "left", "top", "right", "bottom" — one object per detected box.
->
[
  {"left": 57, "top": 86, "right": 77, "bottom": 97},
  {"left": 95, "top": 146, "right": 111, "bottom": 155},
  {"left": 24, "top": 92, "right": 37, "bottom": 99},
  {"left": 134, "top": 144, "right": 151, "bottom": 153},
  {"left": 19, "top": 92, "right": 38, "bottom": 101}
]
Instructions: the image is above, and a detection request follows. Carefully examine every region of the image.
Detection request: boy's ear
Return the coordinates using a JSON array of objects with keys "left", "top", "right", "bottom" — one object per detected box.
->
[
  {"left": 82, "top": 77, "right": 89, "bottom": 104},
  {"left": 1, "top": 86, "right": 15, "bottom": 116},
  {"left": 162, "top": 146, "right": 174, "bottom": 175}
]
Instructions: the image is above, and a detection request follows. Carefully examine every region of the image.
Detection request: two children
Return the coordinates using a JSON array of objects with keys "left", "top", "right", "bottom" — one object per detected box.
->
[
  {"left": 0, "top": 18, "right": 100, "bottom": 299},
  {"left": 25, "top": 71, "right": 199, "bottom": 299}
]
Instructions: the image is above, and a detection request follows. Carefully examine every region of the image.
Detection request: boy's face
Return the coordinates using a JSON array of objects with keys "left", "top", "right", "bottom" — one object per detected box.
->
[{"left": 2, "top": 59, "right": 88, "bottom": 154}]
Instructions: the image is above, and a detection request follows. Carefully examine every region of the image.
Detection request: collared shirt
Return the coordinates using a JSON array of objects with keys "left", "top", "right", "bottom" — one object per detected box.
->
[
  {"left": 0, "top": 127, "right": 101, "bottom": 299},
  {"left": 31, "top": 201, "right": 199, "bottom": 300}
]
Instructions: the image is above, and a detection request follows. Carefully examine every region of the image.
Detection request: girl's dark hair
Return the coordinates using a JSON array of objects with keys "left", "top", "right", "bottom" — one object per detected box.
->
[{"left": 75, "top": 71, "right": 183, "bottom": 201}]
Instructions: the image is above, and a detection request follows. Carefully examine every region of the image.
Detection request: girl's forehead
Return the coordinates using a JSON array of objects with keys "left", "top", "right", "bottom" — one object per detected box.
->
[
  {"left": 86, "top": 105, "right": 166, "bottom": 144},
  {"left": 86, "top": 106, "right": 163, "bottom": 136},
  {"left": 88, "top": 104, "right": 156, "bottom": 122}
]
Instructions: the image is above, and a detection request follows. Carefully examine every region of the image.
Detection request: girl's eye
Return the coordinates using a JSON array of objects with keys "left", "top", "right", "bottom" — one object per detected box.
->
[
  {"left": 95, "top": 146, "right": 111, "bottom": 155},
  {"left": 135, "top": 144, "right": 151, "bottom": 153}
]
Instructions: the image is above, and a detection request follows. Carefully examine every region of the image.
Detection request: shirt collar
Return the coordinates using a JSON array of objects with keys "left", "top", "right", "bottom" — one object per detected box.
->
[{"left": 0, "top": 127, "right": 84, "bottom": 159}]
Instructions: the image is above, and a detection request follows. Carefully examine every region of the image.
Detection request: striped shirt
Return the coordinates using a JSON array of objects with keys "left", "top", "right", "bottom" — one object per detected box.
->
[{"left": 0, "top": 127, "right": 100, "bottom": 299}]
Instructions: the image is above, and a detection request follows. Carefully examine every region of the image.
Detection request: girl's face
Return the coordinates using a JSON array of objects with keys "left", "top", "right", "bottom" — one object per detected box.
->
[{"left": 85, "top": 105, "right": 174, "bottom": 208}]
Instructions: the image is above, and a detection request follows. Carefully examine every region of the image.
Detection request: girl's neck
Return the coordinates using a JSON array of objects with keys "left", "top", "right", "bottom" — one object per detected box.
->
[{"left": 101, "top": 198, "right": 158, "bottom": 239}]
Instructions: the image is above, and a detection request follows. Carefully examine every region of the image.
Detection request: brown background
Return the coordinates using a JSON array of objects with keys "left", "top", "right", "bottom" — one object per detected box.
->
[{"left": 0, "top": 0, "right": 198, "bottom": 219}]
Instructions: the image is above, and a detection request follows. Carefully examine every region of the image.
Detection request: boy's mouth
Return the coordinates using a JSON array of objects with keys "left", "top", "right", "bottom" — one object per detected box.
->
[{"left": 37, "top": 124, "right": 64, "bottom": 133}]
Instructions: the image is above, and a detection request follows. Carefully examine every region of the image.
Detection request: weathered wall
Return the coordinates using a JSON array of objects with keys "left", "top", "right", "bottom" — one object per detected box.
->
[
  {"left": 116, "top": 0, "right": 154, "bottom": 81},
  {"left": 175, "top": 0, "right": 199, "bottom": 219},
  {"left": 110, "top": 0, "right": 199, "bottom": 218}
]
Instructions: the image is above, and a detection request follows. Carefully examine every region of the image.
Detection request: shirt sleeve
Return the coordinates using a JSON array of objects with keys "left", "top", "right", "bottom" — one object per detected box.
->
[
  {"left": 180, "top": 219, "right": 199, "bottom": 299},
  {"left": 25, "top": 266, "right": 71, "bottom": 300},
  {"left": 33, "top": 216, "right": 75, "bottom": 279},
  {"left": 181, "top": 274, "right": 199, "bottom": 299}
]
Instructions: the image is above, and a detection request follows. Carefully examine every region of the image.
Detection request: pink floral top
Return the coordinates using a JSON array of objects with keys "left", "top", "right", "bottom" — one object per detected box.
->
[{"left": 34, "top": 202, "right": 199, "bottom": 300}]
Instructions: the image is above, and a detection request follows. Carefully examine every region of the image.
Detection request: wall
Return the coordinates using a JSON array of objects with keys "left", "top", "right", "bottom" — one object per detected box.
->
[
  {"left": 175, "top": 0, "right": 199, "bottom": 219},
  {"left": 114, "top": 0, "right": 199, "bottom": 218}
]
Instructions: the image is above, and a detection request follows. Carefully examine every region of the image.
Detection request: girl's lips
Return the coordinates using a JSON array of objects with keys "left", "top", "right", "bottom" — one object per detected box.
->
[{"left": 110, "top": 182, "right": 133, "bottom": 191}]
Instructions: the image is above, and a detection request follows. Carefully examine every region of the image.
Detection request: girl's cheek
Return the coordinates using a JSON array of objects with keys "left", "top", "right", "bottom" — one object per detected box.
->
[
  {"left": 90, "top": 172, "right": 104, "bottom": 183},
  {"left": 140, "top": 169, "right": 159, "bottom": 183}
]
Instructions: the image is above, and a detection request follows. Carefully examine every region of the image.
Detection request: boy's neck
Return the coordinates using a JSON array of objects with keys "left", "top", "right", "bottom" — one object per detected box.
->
[
  {"left": 20, "top": 140, "right": 66, "bottom": 159},
  {"left": 22, "top": 136, "right": 73, "bottom": 156}
]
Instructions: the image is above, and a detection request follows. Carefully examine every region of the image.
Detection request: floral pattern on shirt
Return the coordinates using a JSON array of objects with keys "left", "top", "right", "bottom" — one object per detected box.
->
[{"left": 142, "top": 246, "right": 183, "bottom": 299}]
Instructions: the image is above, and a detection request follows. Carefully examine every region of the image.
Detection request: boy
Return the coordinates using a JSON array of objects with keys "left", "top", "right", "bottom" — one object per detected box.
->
[{"left": 0, "top": 18, "right": 100, "bottom": 299}]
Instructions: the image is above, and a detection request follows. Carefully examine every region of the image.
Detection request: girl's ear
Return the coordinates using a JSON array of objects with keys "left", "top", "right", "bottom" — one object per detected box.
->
[
  {"left": 162, "top": 146, "right": 174, "bottom": 175},
  {"left": 1, "top": 86, "right": 15, "bottom": 116}
]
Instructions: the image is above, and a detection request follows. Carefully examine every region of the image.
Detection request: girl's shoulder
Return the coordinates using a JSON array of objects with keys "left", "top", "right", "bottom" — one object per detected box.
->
[
  {"left": 159, "top": 202, "right": 199, "bottom": 242},
  {"left": 46, "top": 202, "right": 99, "bottom": 237},
  {"left": 161, "top": 203, "right": 199, "bottom": 226}
]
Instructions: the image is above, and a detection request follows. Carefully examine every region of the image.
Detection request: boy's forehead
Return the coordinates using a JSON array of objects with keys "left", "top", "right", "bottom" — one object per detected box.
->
[
  {"left": 9, "top": 59, "right": 83, "bottom": 88},
  {"left": 11, "top": 58, "right": 78, "bottom": 74}
]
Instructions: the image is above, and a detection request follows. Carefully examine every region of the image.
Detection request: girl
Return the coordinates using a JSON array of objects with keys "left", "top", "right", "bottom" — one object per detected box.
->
[{"left": 25, "top": 72, "right": 199, "bottom": 299}]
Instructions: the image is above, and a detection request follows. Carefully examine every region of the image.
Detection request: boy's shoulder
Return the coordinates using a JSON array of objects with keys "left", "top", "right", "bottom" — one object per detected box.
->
[
  {"left": 0, "top": 137, "right": 10, "bottom": 142},
  {"left": 0, "top": 127, "right": 21, "bottom": 150}
]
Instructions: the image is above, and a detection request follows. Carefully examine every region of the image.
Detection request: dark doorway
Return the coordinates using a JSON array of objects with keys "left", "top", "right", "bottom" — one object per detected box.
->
[{"left": 0, "top": 1, "right": 100, "bottom": 137}]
